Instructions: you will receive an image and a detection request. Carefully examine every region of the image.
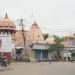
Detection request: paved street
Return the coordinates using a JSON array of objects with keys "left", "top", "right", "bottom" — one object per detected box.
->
[{"left": 0, "top": 62, "right": 75, "bottom": 75}]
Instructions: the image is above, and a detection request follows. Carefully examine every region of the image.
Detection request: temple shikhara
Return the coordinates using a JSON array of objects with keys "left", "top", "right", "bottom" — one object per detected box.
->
[{"left": 15, "top": 22, "right": 45, "bottom": 61}]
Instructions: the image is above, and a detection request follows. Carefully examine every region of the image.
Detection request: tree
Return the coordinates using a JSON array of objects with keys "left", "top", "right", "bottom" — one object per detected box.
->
[
  {"left": 49, "top": 35, "right": 64, "bottom": 60},
  {"left": 43, "top": 33, "right": 49, "bottom": 40},
  {"left": 73, "top": 34, "right": 75, "bottom": 36},
  {"left": 53, "top": 35, "right": 64, "bottom": 44}
]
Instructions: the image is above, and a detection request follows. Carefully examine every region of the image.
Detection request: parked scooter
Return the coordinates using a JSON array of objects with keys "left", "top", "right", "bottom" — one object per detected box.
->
[{"left": 1, "top": 56, "right": 7, "bottom": 67}]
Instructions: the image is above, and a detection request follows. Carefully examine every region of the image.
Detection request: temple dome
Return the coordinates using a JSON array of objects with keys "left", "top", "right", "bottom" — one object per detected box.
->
[
  {"left": 0, "top": 13, "right": 15, "bottom": 30},
  {"left": 45, "top": 37, "right": 55, "bottom": 44}
]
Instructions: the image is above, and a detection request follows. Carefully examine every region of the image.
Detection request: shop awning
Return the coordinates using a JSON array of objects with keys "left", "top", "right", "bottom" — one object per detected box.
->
[{"left": 15, "top": 47, "right": 24, "bottom": 49}]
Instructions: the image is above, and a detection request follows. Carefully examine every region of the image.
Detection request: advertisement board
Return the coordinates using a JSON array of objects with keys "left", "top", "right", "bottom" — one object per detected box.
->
[{"left": 0, "top": 35, "right": 13, "bottom": 52}]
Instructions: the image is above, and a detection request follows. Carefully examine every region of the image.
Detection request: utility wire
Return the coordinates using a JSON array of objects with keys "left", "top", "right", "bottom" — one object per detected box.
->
[{"left": 15, "top": 19, "right": 75, "bottom": 34}]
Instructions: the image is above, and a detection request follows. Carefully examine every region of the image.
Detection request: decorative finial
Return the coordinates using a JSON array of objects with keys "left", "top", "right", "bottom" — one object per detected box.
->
[
  {"left": 5, "top": 13, "right": 8, "bottom": 19},
  {"left": 33, "top": 21, "right": 38, "bottom": 26}
]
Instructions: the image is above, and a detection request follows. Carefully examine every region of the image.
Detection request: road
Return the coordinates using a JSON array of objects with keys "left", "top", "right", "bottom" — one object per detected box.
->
[{"left": 0, "top": 62, "right": 75, "bottom": 75}]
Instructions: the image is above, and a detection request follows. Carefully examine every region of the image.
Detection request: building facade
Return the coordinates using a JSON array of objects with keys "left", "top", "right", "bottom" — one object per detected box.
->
[
  {"left": 64, "top": 35, "right": 75, "bottom": 50},
  {"left": 64, "top": 35, "right": 75, "bottom": 61},
  {"left": 0, "top": 13, "right": 15, "bottom": 58},
  {"left": 14, "top": 22, "right": 45, "bottom": 61}
]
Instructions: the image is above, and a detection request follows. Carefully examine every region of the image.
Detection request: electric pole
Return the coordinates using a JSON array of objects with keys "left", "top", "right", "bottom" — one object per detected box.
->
[{"left": 20, "top": 19, "right": 28, "bottom": 62}]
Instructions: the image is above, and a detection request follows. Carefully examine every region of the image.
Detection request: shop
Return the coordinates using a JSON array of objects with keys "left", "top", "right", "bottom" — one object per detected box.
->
[
  {"left": 64, "top": 47, "right": 75, "bottom": 61},
  {"left": 29, "top": 43, "right": 49, "bottom": 61}
]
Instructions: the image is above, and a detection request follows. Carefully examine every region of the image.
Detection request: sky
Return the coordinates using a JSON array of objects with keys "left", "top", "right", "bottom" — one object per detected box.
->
[{"left": 0, "top": 0, "right": 75, "bottom": 36}]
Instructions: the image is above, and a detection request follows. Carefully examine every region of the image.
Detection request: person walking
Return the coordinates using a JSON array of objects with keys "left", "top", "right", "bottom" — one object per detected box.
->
[
  {"left": 0, "top": 53, "right": 2, "bottom": 71},
  {"left": 0, "top": 53, "right": 2, "bottom": 65},
  {"left": 49, "top": 53, "right": 52, "bottom": 64},
  {"left": 1, "top": 54, "right": 7, "bottom": 67},
  {"left": 68, "top": 52, "right": 72, "bottom": 61}
]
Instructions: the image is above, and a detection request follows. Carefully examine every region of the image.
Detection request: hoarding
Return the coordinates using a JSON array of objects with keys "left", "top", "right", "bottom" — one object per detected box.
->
[
  {"left": 32, "top": 44, "right": 49, "bottom": 50},
  {"left": 0, "top": 35, "right": 13, "bottom": 52}
]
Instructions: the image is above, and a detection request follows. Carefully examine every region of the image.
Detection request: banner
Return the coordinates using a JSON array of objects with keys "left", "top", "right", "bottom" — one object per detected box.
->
[{"left": 0, "top": 35, "right": 12, "bottom": 52}]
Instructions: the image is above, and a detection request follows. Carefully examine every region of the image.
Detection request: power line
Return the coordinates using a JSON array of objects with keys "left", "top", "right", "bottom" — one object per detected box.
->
[{"left": 15, "top": 19, "right": 75, "bottom": 34}]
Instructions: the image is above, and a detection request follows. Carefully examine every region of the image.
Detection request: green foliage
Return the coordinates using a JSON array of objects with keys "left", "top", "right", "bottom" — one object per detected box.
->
[
  {"left": 43, "top": 33, "right": 49, "bottom": 40},
  {"left": 73, "top": 34, "right": 75, "bottom": 36},
  {"left": 49, "top": 44, "right": 64, "bottom": 53},
  {"left": 53, "top": 35, "right": 64, "bottom": 44},
  {"left": 49, "top": 35, "right": 64, "bottom": 57}
]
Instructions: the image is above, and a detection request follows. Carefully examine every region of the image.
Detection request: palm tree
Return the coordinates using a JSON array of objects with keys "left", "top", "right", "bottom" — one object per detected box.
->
[{"left": 49, "top": 35, "right": 64, "bottom": 61}]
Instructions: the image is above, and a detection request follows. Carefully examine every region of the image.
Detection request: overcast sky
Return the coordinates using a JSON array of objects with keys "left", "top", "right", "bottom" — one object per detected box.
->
[{"left": 0, "top": 0, "right": 75, "bottom": 36}]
